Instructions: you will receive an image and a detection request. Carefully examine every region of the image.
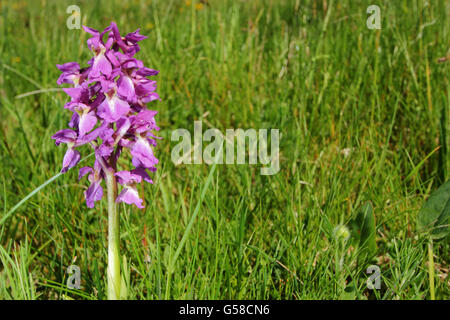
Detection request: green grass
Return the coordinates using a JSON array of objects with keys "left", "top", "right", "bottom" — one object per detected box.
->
[{"left": 0, "top": 0, "right": 449, "bottom": 300}]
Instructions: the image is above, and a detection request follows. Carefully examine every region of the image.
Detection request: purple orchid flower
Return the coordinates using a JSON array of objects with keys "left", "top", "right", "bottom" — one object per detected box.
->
[
  {"left": 56, "top": 62, "right": 81, "bottom": 86},
  {"left": 115, "top": 169, "right": 152, "bottom": 208},
  {"left": 79, "top": 161, "right": 104, "bottom": 208},
  {"left": 51, "top": 129, "right": 81, "bottom": 173},
  {"left": 53, "top": 22, "right": 160, "bottom": 209}
]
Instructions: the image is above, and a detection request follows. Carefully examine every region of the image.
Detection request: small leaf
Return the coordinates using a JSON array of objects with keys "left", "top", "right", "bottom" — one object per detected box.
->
[
  {"left": 340, "top": 284, "right": 357, "bottom": 300},
  {"left": 352, "top": 202, "right": 377, "bottom": 261},
  {"left": 417, "top": 179, "right": 450, "bottom": 239},
  {"left": 120, "top": 255, "right": 130, "bottom": 300}
]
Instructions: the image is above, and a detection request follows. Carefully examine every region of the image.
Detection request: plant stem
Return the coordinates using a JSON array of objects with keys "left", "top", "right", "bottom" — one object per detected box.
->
[
  {"left": 106, "top": 171, "right": 121, "bottom": 300},
  {"left": 428, "top": 238, "right": 435, "bottom": 300}
]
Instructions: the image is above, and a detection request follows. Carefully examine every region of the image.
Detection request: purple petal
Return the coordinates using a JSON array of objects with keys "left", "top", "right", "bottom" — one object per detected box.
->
[
  {"left": 75, "top": 127, "right": 102, "bottom": 146},
  {"left": 84, "top": 181, "right": 103, "bottom": 208},
  {"left": 57, "top": 62, "right": 80, "bottom": 72},
  {"left": 78, "top": 112, "right": 97, "bottom": 137},
  {"left": 90, "top": 54, "right": 112, "bottom": 78},
  {"left": 131, "top": 109, "right": 158, "bottom": 133},
  {"left": 132, "top": 167, "right": 153, "bottom": 184},
  {"left": 141, "top": 92, "right": 160, "bottom": 103},
  {"left": 110, "top": 22, "right": 128, "bottom": 52},
  {"left": 117, "top": 75, "right": 135, "bottom": 101},
  {"left": 79, "top": 166, "right": 93, "bottom": 180},
  {"left": 115, "top": 170, "right": 142, "bottom": 185},
  {"left": 125, "top": 29, "right": 147, "bottom": 43},
  {"left": 71, "top": 102, "right": 91, "bottom": 112},
  {"left": 116, "top": 187, "right": 144, "bottom": 208},
  {"left": 96, "top": 54, "right": 112, "bottom": 75},
  {"left": 115, "top": 117, "right": 131, "bottom": 143},
  {"left": 130, "top": 137, "right": 158, "bottom": 169},
  {"left": 69, "top": 113, "right": 79, "bottom": 128},
  {"left": 134, "top": 109, "right": 158, "bottom": 122},
  {"left": 82, "top": 25, "right": 100, "bottom": 35},
  {"left": 52, "top": 129, "right": 77, "bottom": 145},
  {"left": 136, "top": 67, "right": 159, "bottom": 77},
  {"left": 135, "top": 79, "right": 157, "bottom": 96},
  {"left": 122, "top": 59, "right": 139, "bottom": 70},
  {"left": 57, "top": 73, "right": 77, "bottom": 86},
  {"left": 87, "top": 37, "right": 102, "bottom": 51},
  {"left": 96, "top": 144, "right": 114, "bottom": 158},
  {"left": 106, "top": 50, "right": 120, "bottom": 67},
  {"left": 118, "top": 138, "right": 134, "bottom": 148},
  {"left": 99, "top": 78, "right": 115, "bottom": 93},
  {"left": 61, "top": 148, "right": 80, "bottom": 173},
  {"left": 97, "top": 96, "right": 130, "bottom": 122},
  {"left": 63, "top": 87, "right": 86, "bottom": 101},
  {"left": 99, "top": 126, "right": 115, "bottom": 144},
  {"left": 100, "top": 25, "right": 113, "bottom": 42},
  {"left": 125, "top": 45, "right": 140, "bottom": 57}
]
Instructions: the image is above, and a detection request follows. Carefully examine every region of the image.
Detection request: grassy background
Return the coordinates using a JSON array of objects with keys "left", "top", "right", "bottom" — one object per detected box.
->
[{"left": 0, "top": 0, "right": 449, "bottom": 299}]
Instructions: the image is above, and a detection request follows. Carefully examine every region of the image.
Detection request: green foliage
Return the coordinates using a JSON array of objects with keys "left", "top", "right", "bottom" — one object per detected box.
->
[
  {"left": 417, "top": 179, "right": 450, "bottom": 239},
  {"left": 351, "top": 202, "right": 377, "bottom": 263},
  {"left": 0, "top": 238, "right": 37, "bottom": 299},
  {"left": 0, "top": 0, "right": 448, "bottom": 300}
]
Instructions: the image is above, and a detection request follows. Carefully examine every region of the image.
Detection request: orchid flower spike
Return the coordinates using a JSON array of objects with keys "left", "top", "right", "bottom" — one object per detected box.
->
[{"left": 52, "top": 22, "right": 160, "bottom": 209}]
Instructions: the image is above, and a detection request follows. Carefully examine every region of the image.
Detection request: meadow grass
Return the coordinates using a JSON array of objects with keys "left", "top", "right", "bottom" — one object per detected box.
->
[{"left": 0, "top": 0, "right": 448, "bottom": 300}]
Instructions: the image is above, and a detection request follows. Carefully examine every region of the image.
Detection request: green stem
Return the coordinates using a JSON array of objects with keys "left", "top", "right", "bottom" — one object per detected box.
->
[
  {"left": 428, "top": 238, "right": 435, "bottom": 300},
  {"left": 106, "top": 172, "right": 121, "bottom": 300}
]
